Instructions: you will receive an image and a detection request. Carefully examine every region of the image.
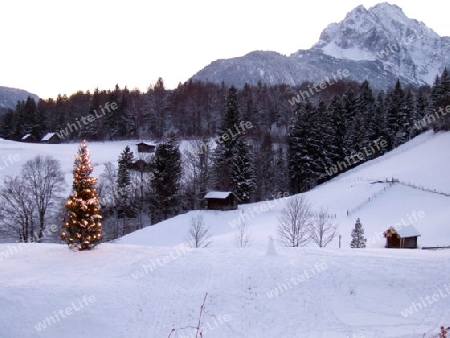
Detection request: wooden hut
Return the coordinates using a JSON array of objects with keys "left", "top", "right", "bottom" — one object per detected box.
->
[
  {"left": 21, "top": 133, "right": 36, "bottom": 142},
  {"left": 204, "top": 191, "right": 239, "bottom": 211},
  {"left": 136, "top": 142, "right": 156, "bottom": 153},
  {"left": 383, "top": 225, "right": 421, "bottom": 249},
  {"left": 41, "top": 132, "right": 60, "bottom": 144}
]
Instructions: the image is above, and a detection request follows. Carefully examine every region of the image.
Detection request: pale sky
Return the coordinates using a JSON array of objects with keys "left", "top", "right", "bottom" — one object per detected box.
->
[{"left": 1, "top": 0, "right": 449, "bottom": 99}]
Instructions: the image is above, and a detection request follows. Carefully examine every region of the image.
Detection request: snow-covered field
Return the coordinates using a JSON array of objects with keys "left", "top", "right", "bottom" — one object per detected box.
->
[{"left": 1, "top": 131, "right": 450, "bottom": 337}]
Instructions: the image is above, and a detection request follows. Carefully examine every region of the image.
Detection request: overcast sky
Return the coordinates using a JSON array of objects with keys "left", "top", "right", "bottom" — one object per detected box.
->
[{"left": 1, "top": 0, "right": 449, "bottom": 99}]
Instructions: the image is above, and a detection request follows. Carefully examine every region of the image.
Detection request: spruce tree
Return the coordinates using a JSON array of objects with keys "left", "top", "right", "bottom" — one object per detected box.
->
[
  {"left": 254, "top": 132, "right": 274, "bottom": 200},
  {"left": 232, "top": 138, "right": 255, "bottom": 203},
  {"left": 212, "top": 86, "right": 240, "bottom": 191},
  {"left": 386, "top": 80, "right": 405, "bottom": 149},
  {"left": 329, "top": 95, "right": 346, "bottom": 164},
  {"left": 212, "top": 86, "right": 255, "bottom": 202},
  {"left": 61, "top": 140, "right": 102, "bottom": 250},
  {"left": 350, "top": 218, "right": 366, "bottom": 248},
  {"left": 150, "top": 134, "right": 182, "bottom": 222},
  {"left": 288, "top": 101, "right": 324, "bottom": 192},
  {"left": 117, "top": 145, "right": 135, "bottom": 219}
]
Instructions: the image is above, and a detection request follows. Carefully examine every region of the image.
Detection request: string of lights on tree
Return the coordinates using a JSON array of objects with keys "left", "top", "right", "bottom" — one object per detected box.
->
[{"left": 61, "top": 140, "right": 102, "bottom": 250}]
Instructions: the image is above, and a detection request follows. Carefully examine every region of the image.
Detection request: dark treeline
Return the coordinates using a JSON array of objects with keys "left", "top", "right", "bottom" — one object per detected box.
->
[
  {"left": 1, "top": 69, "right": 449, "bottom": 205},
  {"left": 289, "top": 68, "right": 450, "bottom": 193},
  {"left": 0, "top": 77, "right": 355, "bottom": 142}
]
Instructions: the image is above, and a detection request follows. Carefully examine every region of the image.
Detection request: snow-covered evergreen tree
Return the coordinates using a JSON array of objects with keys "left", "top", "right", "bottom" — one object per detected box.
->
[
  {"left": 117, "top": 145, "right": 135, "bottom": 234},
  {"left": 386, "top": 80, "right": 406, "bottom": 149},
  {"left": 288, "top": 100, "right": 325, "bottom": 192},
  {"left": 61, "top": 140, "right": 102, "bottom": 250},
  {"left": 117, "top": 145, "right": 135, "bottom": 218},
  {"left": 232, "top": 138, "right": 255, "bottom": 203},
  {"left": 254, "top": 133, "right": 274, "bottom": 200},
  {"left": 350, "top": 218, "right": 366, "bottom": 248},
  {"left": 432, "top": 68, "right": 450, "bottom": 131},
  {"left": 212, "top": 86, "right": 240, "bottom": 191},
  {"left": 150, "top": 134, "right": 181, "bottom": 222},
  {"left": 212, "top": 86, "right": 255, "bottom": 202}
]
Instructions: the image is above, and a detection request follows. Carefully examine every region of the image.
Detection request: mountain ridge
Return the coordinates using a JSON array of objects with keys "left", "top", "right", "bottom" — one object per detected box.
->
[
  {"left": 0, "top": 86, "right": 40, "bottom": 110},
  {"left": 191, "top": 2, "right": 449, "bottom": 89}
]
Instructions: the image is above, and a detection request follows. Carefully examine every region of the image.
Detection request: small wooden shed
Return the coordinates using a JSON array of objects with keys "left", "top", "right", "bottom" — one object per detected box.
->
[
  {"left": 204, "top": 191, "right": 239, "bottom": 211},
  {"left": 136, "top": 142, "right": 156, "bottom": 153},
  {"left": 41, "top": 132, "right": 60, "bottom": 144},
  {"left": 21, "top": 133, "right": 36, "bottom": 142},
  {"left": 384, "top": 225, "right": 421, "bottom": 249}
]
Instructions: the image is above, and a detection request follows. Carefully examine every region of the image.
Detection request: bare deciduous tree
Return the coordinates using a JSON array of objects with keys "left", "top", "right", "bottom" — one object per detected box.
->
[
  {"left": 182, "top": 138, "right": 212, "bottom": 210},
  {"left": 310, "top": 208, "right": 338, "bottom": 248},
  {"left": 98, "top": 162, "right": 120, "bottom": 240},
  {"left": 186, "top": 215, "right": 211, "bottom": 248},
  {"left": 234, "top": 221, "right": 252, "bottom": 248},
  {"left": 277, "top": 195, "right": 312, "bottom": 247},
  {"left": 21, "top": 155, "right": 65, "bottom": 241},
  {"left": 0, "top": 176, "right": 37, "bottom": 242}
]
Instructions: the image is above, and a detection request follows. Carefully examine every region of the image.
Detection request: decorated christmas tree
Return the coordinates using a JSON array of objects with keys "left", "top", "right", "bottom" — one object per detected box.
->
[{"left": 61, "top": 140, "right": 102, "bottom": 250}]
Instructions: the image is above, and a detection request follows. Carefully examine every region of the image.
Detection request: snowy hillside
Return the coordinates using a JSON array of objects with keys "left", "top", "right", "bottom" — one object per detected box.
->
[
  {"left": 1, "top": 131, "right": 450, "bottom": 337},
  {"left": 119, "top": 131, "right": 450, "bottom": 250}
]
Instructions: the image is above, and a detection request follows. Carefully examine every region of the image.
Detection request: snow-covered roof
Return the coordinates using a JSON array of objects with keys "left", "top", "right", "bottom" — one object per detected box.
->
[
  {"left": 21, "top": 133, "right": 32, "bottom": 140},
  {"left": 204, "top": 191, "right": 235, "bottom": 199},
  {"left": 136, "top": 142, "right": 156, "bottom": 146},
  {"left": 41, "top": 132, "right": 56, "bottom": 141},
  {"left": 390, "top": 224, "right": 421, "bottom": 238}
]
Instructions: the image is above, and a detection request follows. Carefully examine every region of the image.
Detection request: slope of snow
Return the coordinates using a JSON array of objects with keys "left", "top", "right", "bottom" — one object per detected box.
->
[
  {"left": 119, "top": 131, "right": 450, "bottom": 250},
  {"left": 1, "top": 131, "right": 450, "bottom": 337},
  {"left": 321, "top": 40, "right": 377, "bottom": 61}
]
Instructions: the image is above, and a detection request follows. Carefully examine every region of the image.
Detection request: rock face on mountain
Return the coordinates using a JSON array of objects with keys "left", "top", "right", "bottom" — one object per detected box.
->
[
  {"left": 0, "top": 86, "right": 39, "bottom": 110},
  {"left": 191, "top": 3, "right": 450, "bottom": 89}
]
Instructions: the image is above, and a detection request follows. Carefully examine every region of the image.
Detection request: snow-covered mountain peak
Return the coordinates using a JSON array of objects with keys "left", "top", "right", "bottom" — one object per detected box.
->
[
  {"left": 191, "top": 3, "right": 449, "bottom": 89},
  {"left": 311, "top": 2, "right": 449, "bottom": 85}
]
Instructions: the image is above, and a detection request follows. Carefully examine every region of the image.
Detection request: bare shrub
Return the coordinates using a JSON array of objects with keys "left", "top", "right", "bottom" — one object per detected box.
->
[
  {"left": 186, "top": 215, "right": 212, "bottom": 248},
  {"left": 310, "top": 208, "right": 338, "bottom": 248},
  {"left": 234, "top": 221, "right": 252, "bottom": 248}
]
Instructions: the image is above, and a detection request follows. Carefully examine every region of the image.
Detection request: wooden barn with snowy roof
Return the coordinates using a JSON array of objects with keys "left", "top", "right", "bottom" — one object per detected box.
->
[
  {"left": 383, "top": 224, "right": 421, "bottom": 249},
  {"left": 204, "top": 191, "right": 239, "bottom": 211}
]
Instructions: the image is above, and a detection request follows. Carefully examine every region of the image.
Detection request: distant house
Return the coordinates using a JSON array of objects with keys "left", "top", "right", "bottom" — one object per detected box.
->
[
  {"left": 383, "top": 225, "right": 421, "bottom": 249},
  {"left": 204, "top": 191, "right": 239, "bottom": 211},
  {"left": 136, "top": 142, "right": 156, "bottom": 153},
  {"left": 21, "top": 133, "right": 36, "bottom": 142},
  {"left": 41, "top": 132, "right": 60, "bottom": 144}
]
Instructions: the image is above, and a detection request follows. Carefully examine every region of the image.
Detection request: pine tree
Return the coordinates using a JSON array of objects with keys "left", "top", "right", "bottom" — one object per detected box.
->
[
  {"left": 355, "top": 80, "right": 375, "bottom": 149},
  {"left": 212, "top": 86, "right": 241, "bottom": 191},
  {"left": 386, "top": 80, "right": 405, "bottom": 149},
  {"left": 373, "top": 91, "right": 389, "bottom": 146},
  {"left": 61, "top": 140, "right": 102, "bottom": 250},
  {"left": 232, "top": 138, "right": 255, "bottom": 203},
  {"left": 254, "top": 132, "right": 274, "bottom": 200},
  {"left": 150, "top": 134, "right": 182, "bottom": 222},
  {"left": 212, "top": 85, "right": 255, "bottom": 201},
  {"left": 350, "top": 218, "right": 366, "bottom": 248},
  {"left": 432, "top": 68, "right": 450, "bottom": 131},
  {"left": 328, "top": 95, "right": 346, "bottom": 164},
  {"left": 288, "top": 101, "right": 325, "bottom": 192},
  {"left": 342, "top": 89, "right": 358, "bottom": 154},
  {"left": 117, "top": 146, "right": 135, "bottom": 222}
]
